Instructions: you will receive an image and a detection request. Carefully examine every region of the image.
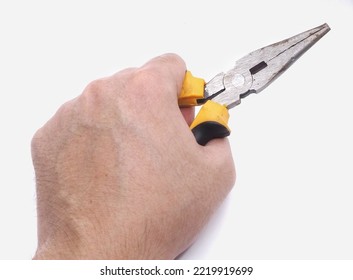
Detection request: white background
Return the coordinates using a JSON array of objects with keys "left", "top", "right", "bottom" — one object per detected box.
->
[{"left": 0, "top": 0, "right": 352, "bottom": 259}]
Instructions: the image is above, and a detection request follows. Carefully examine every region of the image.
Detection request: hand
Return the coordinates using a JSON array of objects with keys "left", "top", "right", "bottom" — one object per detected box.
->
[{"left": 31, "top": 54, "right": 235, "bottom": 259}]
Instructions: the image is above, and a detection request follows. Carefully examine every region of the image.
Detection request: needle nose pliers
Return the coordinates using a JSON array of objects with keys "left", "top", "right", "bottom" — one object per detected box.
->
[{"left": 179, "top": 23, "right": 330, "bottom": 145}]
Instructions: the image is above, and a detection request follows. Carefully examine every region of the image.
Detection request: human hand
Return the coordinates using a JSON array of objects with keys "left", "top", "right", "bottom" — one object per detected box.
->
[{"left": 31, "top": 54, "right": 235, "bottom": 259}]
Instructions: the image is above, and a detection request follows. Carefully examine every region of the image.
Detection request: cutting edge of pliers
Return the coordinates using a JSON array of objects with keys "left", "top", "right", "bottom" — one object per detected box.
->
[{"left": 179, "top": 23, "right": 331, "bottom": 145}]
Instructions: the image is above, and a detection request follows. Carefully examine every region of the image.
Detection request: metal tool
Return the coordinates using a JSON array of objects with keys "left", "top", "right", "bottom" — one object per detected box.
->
[{"left": 179, "top": 23, "right": 330, "bottom": 145}]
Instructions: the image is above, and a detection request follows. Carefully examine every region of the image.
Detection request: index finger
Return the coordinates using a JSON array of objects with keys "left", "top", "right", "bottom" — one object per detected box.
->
[{"left": 140, "top": 53, "right": 187, "bottom": 102}]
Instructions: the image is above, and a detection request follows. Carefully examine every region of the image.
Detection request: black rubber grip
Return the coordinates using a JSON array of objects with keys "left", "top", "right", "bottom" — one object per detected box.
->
[{"left": 191, "top": 121, "right": 231, "bottom": 146}]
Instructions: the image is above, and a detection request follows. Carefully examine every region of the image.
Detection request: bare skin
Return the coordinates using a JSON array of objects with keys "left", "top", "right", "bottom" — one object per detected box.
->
[{"left": 31, "top": 54, "right": 235, "bottom": 259}]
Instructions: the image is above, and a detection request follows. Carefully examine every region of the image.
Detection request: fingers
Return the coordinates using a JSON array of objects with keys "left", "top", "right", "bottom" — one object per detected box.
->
[
  {"left": 107, "top": 54, "right": 195, "bottom": 135},
  {"left": 180, "top": 107, "right": 195, "bottom": 126},
  {"left": 140, "top": 53, "right": 187, "bottom": 101},
  {"left": 143, "top": 53, "right": 186, "bottom": 84}
]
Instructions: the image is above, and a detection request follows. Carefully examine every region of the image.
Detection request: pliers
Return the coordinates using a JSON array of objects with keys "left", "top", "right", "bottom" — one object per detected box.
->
[{"left": 179, "top": 23, "right": 330, "bottom": 145}]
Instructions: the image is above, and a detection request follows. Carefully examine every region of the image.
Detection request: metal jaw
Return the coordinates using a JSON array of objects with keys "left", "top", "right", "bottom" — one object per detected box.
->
[{"left": 203, "top": 23, "right": 331, "bottom": 109}]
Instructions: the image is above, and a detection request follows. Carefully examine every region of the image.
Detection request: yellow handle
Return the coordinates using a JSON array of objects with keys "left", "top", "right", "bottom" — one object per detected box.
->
[
  {"left": 190, "top": 100, "right": 231, "bottom": 145},
  {"left": 179, "top": 71, "right": 231, "bottom": 145},
  {"left": 178, "top": 71, "right": 205, "bottom": 106},
  {"left": 190, "top": 100, "right": 230, "bottom": 130}
]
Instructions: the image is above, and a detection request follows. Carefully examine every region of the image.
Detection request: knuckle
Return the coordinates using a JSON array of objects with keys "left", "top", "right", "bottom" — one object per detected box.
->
[
  {"left": 132, "top": 67, "right": 159, "bottom": 87},
  {"left": 82, "top": 78, "right": 111, "bottom": 102},
  {"left": 78, "top": 76, "right": 127, "bottom": 126},
  {"left": 160, "top": 53, "right": 186, "bottom": 68},
  {"left": 129, "top": 68, "right": 160, "bottom": 101},
  {"left": 31, "top": 101, "right": 73, "bottom": 155},
  {"left": 31, "top": 127, "right": 43, "bottom": 155},
  {"left": 79, "top": 78, "right": 118, "bottom": 119}
]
